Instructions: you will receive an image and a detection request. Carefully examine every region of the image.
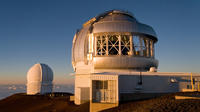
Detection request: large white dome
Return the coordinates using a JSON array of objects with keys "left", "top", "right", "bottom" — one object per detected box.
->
[
  {"left": 72, "top": 10, "right": 158, "bottom": 73},
  {"left": 27, "top": 63, "right": 53, "bottom": 95}
]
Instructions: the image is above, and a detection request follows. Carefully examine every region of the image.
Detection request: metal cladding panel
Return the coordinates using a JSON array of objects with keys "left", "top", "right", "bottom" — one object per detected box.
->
[
  {"left": 41, "top": 64, "right": 53, "bottom": 82},
  {"left": 27, "top": 64, "right": 42, "bottom": 82},
  {"left": 41, "top": 84, "right": 53, "bottom": 94},
  {"left": 73, "top": 25, "right": 90, "bottom": 63},
  {"left": 118, "top": 75, "right": 137, "bottom": 93},
  {"left": 93, "top": 21, "right": 157, "bottom": 38},
  {"left": 138, "top": 23, "right": 157, "bottom": 38},
  {"left": 97, "top": 14, "right": 135, "bottom": 22},
  {"left": 27, "top": 82, "right": 41, "bottom": 95},
  {"left": 91, "top": 74, "right": 118, "bottom": 80},
  {"left": 93, "top": 56, "right": 158, "bottom": 69},
  {"left": 118, "top": 75, "right": 179, "bottom": 93},
  {"left": 93, "top": 21, "right": 136, "bottom": 33}
]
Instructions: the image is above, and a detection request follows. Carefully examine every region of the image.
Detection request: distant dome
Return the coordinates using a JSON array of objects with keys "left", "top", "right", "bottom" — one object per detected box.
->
[
  {"left": 27, "top": 63, "right": 53, "bottom": 83},
  {"left": 27, "top": 63, "right": 53, "bottom": 95}
]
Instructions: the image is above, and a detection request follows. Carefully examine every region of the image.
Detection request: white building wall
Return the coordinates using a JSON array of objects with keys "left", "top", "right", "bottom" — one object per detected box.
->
[
  {"left": 118, "top": 75, "right": 137, "bottom": 93},
  {"left": 142, "top": 75, "right": 178, "bottom": 93},
  {"left": 118, "top": 72, "right": 200, "bottom": 95},
  {"left": 119, "top": 74, "right": 175, "bottom": 94},
  {"left": 74, "top": 71, "right": 200, "bottom": 105},
  {"left": 75, "top": 74, "right": 91, "bottom": 105},
  {"left": 75, "top": 62, "right": 93, "bottom": 74}
]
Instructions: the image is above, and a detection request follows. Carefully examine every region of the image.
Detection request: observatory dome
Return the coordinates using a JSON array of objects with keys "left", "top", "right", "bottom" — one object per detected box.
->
[
  {"left": 72, "top": 10, "right": 158, "bottom": 73},
  {"left": 27, "top": 63, "right": 53, "bottom": 95}
]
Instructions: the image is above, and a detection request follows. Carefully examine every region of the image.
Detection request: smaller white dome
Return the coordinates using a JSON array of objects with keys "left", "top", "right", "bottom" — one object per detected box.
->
[
  {"left": 27, "top": 63, "right": 53, "bottom": 95},
  {"left": 27, "top": 63, "right": 53, "bottom": 83}
]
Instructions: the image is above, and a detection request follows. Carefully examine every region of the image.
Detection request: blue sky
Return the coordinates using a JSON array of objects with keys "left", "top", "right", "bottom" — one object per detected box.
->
[{"left": 0, "top": 0, "right": 200, "bottom": 84}]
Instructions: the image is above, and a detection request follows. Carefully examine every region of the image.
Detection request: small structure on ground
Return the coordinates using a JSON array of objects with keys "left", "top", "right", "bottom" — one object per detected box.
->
[{"left": 27, "top": 63, "right": 53, "bottom": 95}]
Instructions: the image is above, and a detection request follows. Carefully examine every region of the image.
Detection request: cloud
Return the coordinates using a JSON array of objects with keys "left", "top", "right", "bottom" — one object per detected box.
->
[{"left": 68, "top": 73, "right": 74, "bottom": 76}]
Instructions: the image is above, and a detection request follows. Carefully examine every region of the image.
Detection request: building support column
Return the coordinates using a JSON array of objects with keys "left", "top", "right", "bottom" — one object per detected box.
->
[
  {"left": 146, "top": 38, "right": 149, "bottom": 57},
  {"left": 119, "top": 35, "right": 121, "bottom": 55},
  {"left": 152, "top": 42, "right": 155, "bottom": 58},
  {"left": 94, "top": 35, "right": 97, "bottom": 56},
  {"left": 129, "top": 35, "right": 133, "bottom": 55},
  {"left": 139, "top": 37, "right": 143, "bottom": 56},
  {"left": 100, "top": 36, "right": 103, "bottom": 56},
  {"left": 150, "top": 40, "right": 154, "bottom": 58},
  {"left": 106, "top": 35, "right": 108, "bottom": 55}
]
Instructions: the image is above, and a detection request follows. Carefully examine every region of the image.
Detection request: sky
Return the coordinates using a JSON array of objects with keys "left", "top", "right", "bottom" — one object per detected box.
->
[{"left": 0, "top": 0, "right": 200, "bottom": 84}]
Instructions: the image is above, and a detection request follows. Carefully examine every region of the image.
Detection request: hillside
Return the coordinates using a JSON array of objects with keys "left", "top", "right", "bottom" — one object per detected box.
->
[
  {"left": 0, "top": 93, "right": 89, "bottom": 112},
  {"left": 1, "top": 92, "right": 200, "bottom": 112}
]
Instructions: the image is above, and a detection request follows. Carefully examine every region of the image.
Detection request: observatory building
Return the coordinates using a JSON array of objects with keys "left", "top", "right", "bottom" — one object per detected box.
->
[
  {"left": 72, "top": 10, "right": 200, "bottom": 111},
  {"left": 27, "top": 63, "right": 54, "bottom": 95}
]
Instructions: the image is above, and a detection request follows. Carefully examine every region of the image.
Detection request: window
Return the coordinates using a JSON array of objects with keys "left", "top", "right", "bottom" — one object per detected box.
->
[
  {"left": 95, "top": 80, "right": 108, "bottom": 89},
  {"left": 95, "top": 33, "right": 154, "bottom": 57},
  {"left": 133, "top": 35, "right": 140, "bottom": 56},
  {"left": 96, "top": 36, "right": 106, "bottom": 56},
  {"left": 121, "top": 35, "right": 130, "bottom": 55},
  {"left": 150, "top": 40, "right": 154, "bottom": 57},
  {"left": 141, "top": 37, "right": 147, "bottom": 57},
  {"left": 92, "top": 80, "right": 116, "bottom": 103},
  {"left": 108, "top": 35, "right": 119, "bottom": 55},
  {"left": 133, "top": 36, "right": 147, "bottom": 56}
]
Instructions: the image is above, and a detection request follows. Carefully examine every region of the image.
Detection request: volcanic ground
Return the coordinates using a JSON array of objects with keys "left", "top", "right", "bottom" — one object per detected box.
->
[{"left": 0, "top": 92, "right": 200, "bottom": 112}]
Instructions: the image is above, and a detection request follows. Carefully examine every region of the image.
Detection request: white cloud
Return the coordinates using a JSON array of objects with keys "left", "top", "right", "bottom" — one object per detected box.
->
[{"left": 68, "top": 73, "right": 74, "bottom": 76}]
